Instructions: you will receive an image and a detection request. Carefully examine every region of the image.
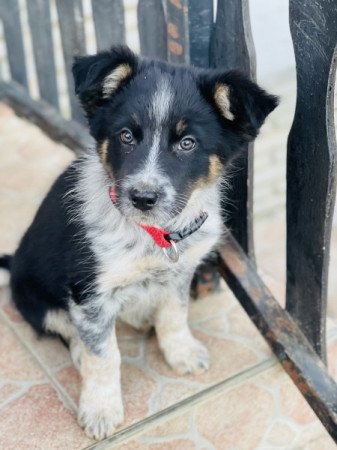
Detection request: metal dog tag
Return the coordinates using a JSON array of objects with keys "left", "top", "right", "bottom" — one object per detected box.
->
[{"left": 162, "top": 241, "right": 179, "bottom": 263}]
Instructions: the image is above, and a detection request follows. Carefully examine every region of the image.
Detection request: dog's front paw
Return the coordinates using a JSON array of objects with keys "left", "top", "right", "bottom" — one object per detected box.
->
[
  {"left": 162, "top": 336, "right": 210, "bottom": 375},
  {"left": 79, "top": 396, "right": 124, "bottom": 440}
]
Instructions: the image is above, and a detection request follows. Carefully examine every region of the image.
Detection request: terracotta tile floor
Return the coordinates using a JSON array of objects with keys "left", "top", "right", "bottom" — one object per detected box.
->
[{"left": 0, "top": 103, "right": 337, "bottom": 449}]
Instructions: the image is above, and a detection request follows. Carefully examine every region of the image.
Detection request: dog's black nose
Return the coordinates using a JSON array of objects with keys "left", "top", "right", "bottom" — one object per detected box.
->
[{"left": 129, "top": 189, "right": 158, "bottom": 211}]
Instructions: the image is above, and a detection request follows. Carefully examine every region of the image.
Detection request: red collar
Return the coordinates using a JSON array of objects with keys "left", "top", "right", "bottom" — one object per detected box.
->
[{"left": 109, "top": 186, "right": 208, "bottom": 250}]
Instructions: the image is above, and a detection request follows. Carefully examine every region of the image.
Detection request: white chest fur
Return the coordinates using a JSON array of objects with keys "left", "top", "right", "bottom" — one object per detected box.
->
[{"left": 72, "top": 154, "right": 223, "bottom": 328}]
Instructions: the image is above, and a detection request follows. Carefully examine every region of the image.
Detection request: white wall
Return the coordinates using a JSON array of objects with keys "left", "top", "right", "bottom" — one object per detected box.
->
[{"left": 250, "top": 0, "right": 295, "bottom": 82}]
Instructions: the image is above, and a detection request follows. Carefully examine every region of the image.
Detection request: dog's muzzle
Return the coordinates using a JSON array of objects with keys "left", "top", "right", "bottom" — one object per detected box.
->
[{"left": 109, "top": 186, "right": 208, "bottom": 262}]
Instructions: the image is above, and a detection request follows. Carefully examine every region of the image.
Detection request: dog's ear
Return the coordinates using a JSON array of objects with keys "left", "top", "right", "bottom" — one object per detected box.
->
[
  {"left": 198, "top": 70, "right": 278, "bottom": 142},
  {"left": 72, "top": 45, "right": 138, "bottom": 117}
]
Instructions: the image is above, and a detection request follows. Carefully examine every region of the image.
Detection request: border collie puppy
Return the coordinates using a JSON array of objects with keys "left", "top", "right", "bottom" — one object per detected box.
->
[{"left": 0, "top": 46, "right": 277, "bottom": 440}]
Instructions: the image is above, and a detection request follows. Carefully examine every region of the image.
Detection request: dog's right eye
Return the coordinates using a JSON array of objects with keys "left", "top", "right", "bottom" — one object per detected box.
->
[
  {"left": 120, "top": 129, "right": 134, "bottom": 145},
  {"left": 179, "top": 136, "right": 196, "bottom": 152}
]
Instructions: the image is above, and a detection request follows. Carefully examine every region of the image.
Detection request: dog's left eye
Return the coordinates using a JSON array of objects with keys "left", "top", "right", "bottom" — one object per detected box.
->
[
  {"left": 179, "top": 137, "right": 196, "bottom": 152},
  {"left": 120, "top": 129, "right": 134, "bottom": 145}
]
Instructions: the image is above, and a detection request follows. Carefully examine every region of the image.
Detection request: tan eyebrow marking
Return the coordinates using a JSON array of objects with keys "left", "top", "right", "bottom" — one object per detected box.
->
[
  {"left": 176, "top": 120, "right": 187, "bottom": 135},
  {"left": 131, "top": 113, "right": 140, "bottom": 126}
]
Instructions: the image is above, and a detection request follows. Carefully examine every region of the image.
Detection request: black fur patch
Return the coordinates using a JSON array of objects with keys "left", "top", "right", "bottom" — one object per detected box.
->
[{"left": 10, "top": 164, "right": 97, "bottom": 333}]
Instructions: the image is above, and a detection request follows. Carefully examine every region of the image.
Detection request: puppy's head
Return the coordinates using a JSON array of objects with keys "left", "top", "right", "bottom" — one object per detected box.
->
[{"left": 73, "top": 46, "right": 278, "bottom": 225}]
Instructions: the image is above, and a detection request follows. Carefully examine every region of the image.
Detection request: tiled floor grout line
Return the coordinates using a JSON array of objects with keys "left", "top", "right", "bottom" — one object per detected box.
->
[
  {"left": 84, "top": 358, "right": 278, "bottom": 450},
  {"left": 0, "top": 309, "right": 78, "bottom": 414},
  {"left": 0, "top": 385, "right": 29, "bottom": 411}
]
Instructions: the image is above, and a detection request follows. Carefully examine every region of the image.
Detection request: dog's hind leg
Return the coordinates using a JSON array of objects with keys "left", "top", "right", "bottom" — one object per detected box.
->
[
  {"left": 44, "top": 309, "right": 82, "bottom": 369},
  {"left": 44, "top": 309, "right": 75, "bottom": 341}
]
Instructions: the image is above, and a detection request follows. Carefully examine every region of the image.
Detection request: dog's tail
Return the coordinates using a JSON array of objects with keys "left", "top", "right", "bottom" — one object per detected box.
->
[{"left": 0, "top": 254, "right": 12, "bottom": 287}]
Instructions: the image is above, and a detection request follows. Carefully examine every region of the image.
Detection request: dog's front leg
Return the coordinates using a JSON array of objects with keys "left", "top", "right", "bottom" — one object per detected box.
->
[
  {"left": 77, "top": 326, "right": 123, "bottom": 440},
  {"left": 69, "top": 299, "right": 123, "bottom": 440},
  {"left": 155, "top": 284, "right": 210, "bottom": 375}
]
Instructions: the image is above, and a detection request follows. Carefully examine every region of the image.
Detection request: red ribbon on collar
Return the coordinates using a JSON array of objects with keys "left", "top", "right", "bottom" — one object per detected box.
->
[
  {"left": 109, "top": 186, "right": 172, "bottom": 248},
  {"left": 138, "top": 224, "right": 171, "bottom": 248}
]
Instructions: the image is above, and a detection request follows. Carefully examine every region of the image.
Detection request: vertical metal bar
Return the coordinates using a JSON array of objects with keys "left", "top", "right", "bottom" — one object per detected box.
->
[
  {"left": 55, "top": 0, "right": 86, "bottom": 123},
  {"left": 187, "top": 0, "right": 213, "bottom": 68},
  {"left": 138, "top": 0, "right": 167, "bottom": 60},
  {"left": 166, "top": 0, "right": 190, "bottom": 64},
  {"left": 27, "top": 0, "right": 59, "bottom": 110},
  {"left": 286, "top": 0, "right": 337, "bottom": 361},
  {"left": 92, "top": 0, "right": 126, "bottom": 51},
  {"left": 0, "top": 0, "right": 28, "bottom": 89},
  {"left": 211, "top": 0, "right": 256, "bottom": 258}
]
